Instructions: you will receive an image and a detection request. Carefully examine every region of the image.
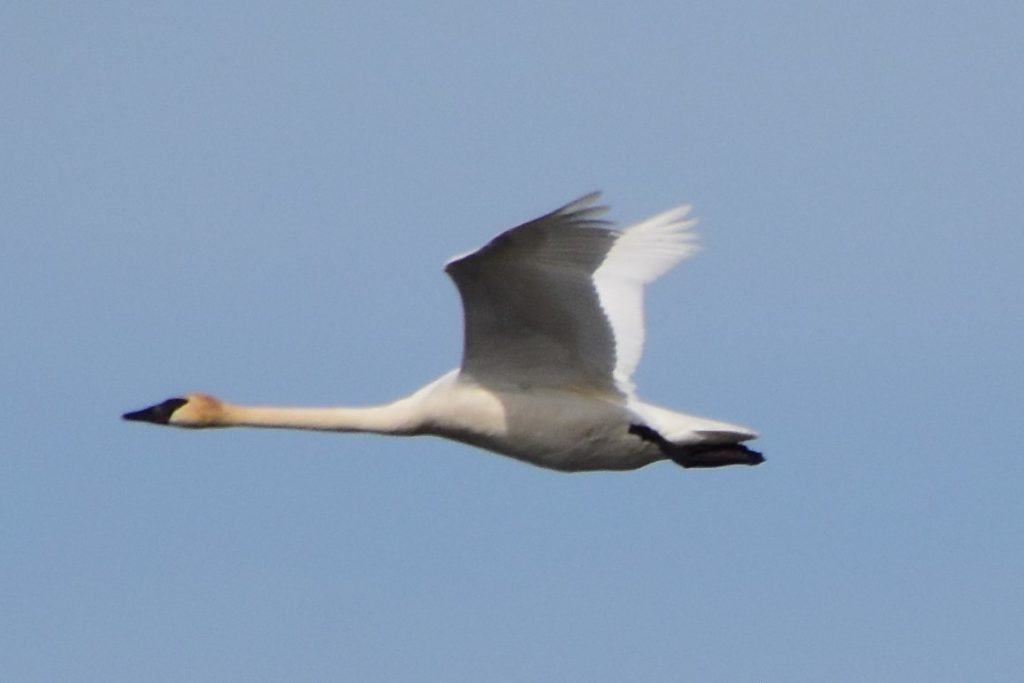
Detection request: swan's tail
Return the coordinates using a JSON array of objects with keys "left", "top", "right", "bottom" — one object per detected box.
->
[{"left": 629, "top": 423, "right": 764, "bottom": 469}]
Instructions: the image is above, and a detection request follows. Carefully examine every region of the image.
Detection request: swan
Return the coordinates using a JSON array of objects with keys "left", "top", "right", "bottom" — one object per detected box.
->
[{"left": 123, "top": 193, "right": 762, "bottom": 472}]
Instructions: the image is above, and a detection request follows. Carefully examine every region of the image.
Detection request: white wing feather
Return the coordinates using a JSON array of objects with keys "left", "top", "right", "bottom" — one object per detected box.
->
[{"left": 593, "top": 205, "right": 699, "bottom": 394}]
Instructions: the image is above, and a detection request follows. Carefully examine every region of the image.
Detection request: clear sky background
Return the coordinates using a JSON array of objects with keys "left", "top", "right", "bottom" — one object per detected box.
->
[{"left": 3, "top": 2, "right": 1022, "bottom": 681}]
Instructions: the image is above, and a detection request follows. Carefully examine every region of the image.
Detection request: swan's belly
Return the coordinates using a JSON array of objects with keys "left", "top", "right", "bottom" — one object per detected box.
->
[
  {"left": 482, "top": 430, "right": 663, "bottom": 472},
  {"left": 421, "top": 382, "right": 664, "bottom": 472}
]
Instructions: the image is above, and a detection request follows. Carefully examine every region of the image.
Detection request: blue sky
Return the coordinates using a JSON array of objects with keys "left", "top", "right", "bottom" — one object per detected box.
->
[{"left": 3, "top": 2, "right": 1022, "bottom": 681}]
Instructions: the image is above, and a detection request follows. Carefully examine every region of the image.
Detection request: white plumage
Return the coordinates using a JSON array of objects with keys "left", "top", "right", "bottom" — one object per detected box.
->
[{"left": 124, "top": 193, "right": 762, "bottom": 472}]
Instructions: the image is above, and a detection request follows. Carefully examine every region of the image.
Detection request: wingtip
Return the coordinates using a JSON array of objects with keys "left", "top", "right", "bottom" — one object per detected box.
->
[
  {"left": 552, "top": 193, "right": 610, "bottom": 231},
  {"left": 557, "top": 191, "right": 607, "bottom": 217}
]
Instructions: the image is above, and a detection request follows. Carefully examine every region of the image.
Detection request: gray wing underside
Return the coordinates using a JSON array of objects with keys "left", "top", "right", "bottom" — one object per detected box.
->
[{"left": 444, "top": 193, "right": 622, "bottom": 393}]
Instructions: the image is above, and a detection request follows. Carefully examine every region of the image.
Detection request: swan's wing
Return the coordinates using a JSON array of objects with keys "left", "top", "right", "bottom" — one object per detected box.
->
[
  {"left": 444, "top": 193, "right": 699, "bottom": 395},
  {"left": 591, "top": 200, "right": 700, "bottom": 394}
]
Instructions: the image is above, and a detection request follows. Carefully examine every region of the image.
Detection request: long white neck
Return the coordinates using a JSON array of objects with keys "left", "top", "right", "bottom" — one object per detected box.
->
[{"left": 216, "top": 398, "right": 422, "bottom": 435}]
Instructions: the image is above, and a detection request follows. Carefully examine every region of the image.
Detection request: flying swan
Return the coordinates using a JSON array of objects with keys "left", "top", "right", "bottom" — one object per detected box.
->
[{"left": 124, "top": 193, "right": 762, "bottom": 472}]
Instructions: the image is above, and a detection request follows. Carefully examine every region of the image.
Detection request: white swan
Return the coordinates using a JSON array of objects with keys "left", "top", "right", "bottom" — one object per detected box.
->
[{"left": 124, "top": 193, "right": 762, "bottom": 472}]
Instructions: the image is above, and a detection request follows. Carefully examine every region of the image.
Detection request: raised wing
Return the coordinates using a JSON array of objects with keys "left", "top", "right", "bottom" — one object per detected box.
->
[{"left": 445, "top": 193, "right": 698, "bottom": 395}]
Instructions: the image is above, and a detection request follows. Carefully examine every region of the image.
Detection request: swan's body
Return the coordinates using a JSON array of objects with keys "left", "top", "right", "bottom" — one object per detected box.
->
[{"left": 125, "top": 193, "right": 762, "bottom": 472}]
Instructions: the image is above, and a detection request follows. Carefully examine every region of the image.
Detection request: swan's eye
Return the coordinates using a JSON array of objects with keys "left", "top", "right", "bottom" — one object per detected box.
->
[{"left": 159, "top": 398, "right": 189, "bottom": 414}]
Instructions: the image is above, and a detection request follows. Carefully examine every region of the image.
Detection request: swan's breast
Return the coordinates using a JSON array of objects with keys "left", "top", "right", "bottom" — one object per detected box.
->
[{"left": 418, "top": 379, "right": 662, "bottom": 471}]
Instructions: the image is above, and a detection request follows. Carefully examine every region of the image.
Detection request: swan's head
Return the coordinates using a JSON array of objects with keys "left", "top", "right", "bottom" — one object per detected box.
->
[{"left": 122, "top": 393, "right": 224, "bottom": 428}]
